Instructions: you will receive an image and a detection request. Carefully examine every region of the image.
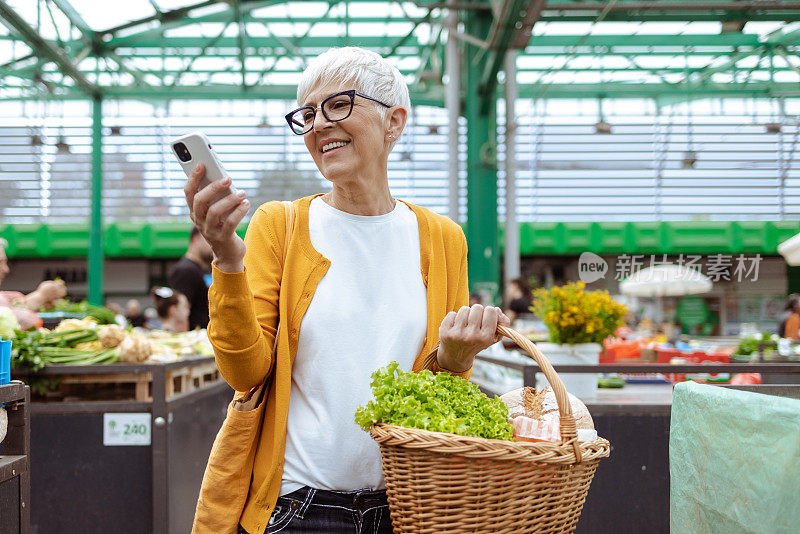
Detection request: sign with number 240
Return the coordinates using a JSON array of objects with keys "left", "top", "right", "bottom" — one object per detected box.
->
[{"left": 103, "top": 413, "right": 151, "bottom": 446}]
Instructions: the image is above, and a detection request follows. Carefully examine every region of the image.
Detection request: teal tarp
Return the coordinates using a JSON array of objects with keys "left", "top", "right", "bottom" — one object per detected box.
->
[{"left": 670, "top": 382, "right": 800, "bottom": 534}]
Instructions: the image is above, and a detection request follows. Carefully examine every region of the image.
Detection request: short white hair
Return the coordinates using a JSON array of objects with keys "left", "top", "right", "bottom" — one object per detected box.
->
[{"left": 297, "top": 47, "right": 411, "bottom": 121}]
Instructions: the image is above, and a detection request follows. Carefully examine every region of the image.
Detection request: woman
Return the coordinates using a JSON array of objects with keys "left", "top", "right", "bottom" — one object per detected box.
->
[
  {"left": 0, "top": 238, "right": 66, "bottom": 329},
  {"left": 504, "top": 276, "right": 533, "bottom": 325},
  {"left": 185, "top": 47, "right": 508, "bottom": 534},
  {"left": 150, "top": 287, "right": 190, "bottom": 333}
]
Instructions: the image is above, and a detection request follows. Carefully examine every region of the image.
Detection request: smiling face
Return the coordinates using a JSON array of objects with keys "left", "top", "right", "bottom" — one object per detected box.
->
[{"left": 302, "top": 83, "right": 392, "bottom": 184}]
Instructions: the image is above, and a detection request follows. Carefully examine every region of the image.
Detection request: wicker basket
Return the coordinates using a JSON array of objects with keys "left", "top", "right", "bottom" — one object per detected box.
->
[{"left": 370, "top": 325, "right": 611, "bottom": 534}]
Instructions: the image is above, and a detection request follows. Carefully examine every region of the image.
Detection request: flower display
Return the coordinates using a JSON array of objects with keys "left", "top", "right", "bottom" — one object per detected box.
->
[{"left": 532, "top": 281, "right": 627, "bottom": 345}]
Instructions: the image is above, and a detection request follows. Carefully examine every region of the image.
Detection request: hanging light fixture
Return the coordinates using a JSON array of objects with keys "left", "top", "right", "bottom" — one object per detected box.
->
[
  {"left": 257, "top": 116, "right": 270, "bottom": 128},
  {"left": 30, "top": 134, "right": 43, "bottom": 146},
  {"left": 56, "top": 136, "right": 70, "bottom": 154},
  {"left": 681, "top": 100, "right": 696, "bottom": 169},
  {"left": 593, "top": 97, "right": 612, "bottom": 134},
  {"left": 766, "top": 122, "right": 782, "bottom": 134},
  {"left": 427, "top": 124, "right": 439, "bottom": 135},
  {"left": 765, "top": 97, "right": 783, "bottom": 133},
  {"left": 110, "top": 126, "right": 123, "bottom": 135},
  {"left": 681, "top": 150, "right": 697, "bottom": 169}
]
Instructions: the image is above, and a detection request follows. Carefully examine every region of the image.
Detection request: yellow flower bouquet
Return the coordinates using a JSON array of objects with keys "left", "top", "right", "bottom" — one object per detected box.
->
[{"left": 532, "top": 281, "right": 627, "bottom": 345}]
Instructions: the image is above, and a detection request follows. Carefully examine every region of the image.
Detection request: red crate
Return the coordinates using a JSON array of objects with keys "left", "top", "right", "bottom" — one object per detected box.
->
[{"left": 656, "top": 348, "right": 682, "bottom": 363}]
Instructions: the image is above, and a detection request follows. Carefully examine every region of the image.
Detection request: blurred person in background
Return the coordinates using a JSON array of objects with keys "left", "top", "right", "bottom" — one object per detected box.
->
[
  {"left": 0, "top": 238, "right": 66, "bottom": 329},
  {"left": 504, "top": 276, "right": 533, "bottom": 325},
  {"left": 105, "top": 301, "right": 128, "bottom": 327},
  {"left": 469, "top": 292, "right": 483, "bottom": 306},
  {"left": 151, "top": 287, "right": 190, "bottom": 334},
  {"left": 779, "top": 295, "right": 800, "bottom": 340},
  {"left": 186, "top": 46, "right": 508, "bottom": 534},
  {"left": 125, "top": 299, "right": 147, "bottom": 328},
  {"left": 168, "top": 226, "right": 213, "bottom": 330}
]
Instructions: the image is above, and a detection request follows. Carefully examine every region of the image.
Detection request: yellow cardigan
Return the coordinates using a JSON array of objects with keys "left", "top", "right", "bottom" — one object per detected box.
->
[{"left": 207, "top": 193, "right": 470, "bottom": 534}]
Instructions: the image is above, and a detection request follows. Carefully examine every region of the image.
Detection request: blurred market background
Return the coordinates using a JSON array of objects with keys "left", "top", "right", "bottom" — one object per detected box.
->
[
  {"left": 2, "top": 1, "right": 800, "bottom": 533},
  {"left": 1, "top": 0, "right": 799, "bottom": 332}
]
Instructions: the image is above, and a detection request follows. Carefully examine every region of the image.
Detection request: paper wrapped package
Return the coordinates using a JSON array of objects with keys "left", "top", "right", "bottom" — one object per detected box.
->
[{"left": 670, "top": 382, "right": 800, "bottom": 534}]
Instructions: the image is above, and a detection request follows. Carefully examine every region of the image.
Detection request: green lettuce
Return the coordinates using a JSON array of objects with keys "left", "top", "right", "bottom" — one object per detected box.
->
[{"left": 355, "top": 361, "right": 513, "bottom": 441}]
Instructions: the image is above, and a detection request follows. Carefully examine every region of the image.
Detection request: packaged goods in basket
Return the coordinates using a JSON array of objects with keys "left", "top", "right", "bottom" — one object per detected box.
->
[{"left": 501, "top": 386, "right": 594, "bottom": 443}]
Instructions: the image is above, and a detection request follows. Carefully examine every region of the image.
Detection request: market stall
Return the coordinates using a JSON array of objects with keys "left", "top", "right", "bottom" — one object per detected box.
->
[
  {"left": 0, "top": 381, "right": 30, "bottom": 534},
  {"left": 5, "top": 314, "right": 231, "bottom": 534}
]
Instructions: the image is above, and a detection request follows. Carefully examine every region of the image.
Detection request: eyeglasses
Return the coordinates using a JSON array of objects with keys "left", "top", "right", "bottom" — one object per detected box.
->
[{"left": 285, "top": 90, "right": 392, "bottom": 135}]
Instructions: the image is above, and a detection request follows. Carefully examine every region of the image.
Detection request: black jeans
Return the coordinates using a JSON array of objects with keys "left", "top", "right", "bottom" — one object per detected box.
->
[{"left": 239, "top": 486, "right": 393, "bottom": 534}]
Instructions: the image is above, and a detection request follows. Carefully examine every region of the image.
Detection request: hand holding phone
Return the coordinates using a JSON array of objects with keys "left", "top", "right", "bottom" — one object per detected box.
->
[
  {"left": 171, "top": 131, "right": 237, "bottom": 198},
  {"left": 173, "top": 131, "right": 249, "bottom": 272}
]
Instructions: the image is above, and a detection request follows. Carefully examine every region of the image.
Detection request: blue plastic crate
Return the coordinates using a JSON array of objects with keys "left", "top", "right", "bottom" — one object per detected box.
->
[{"left": 0, "top": 339, "right": 10, "bottom": 385}]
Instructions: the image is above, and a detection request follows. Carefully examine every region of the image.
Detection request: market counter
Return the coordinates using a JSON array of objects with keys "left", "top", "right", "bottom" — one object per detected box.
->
[
  {"left": 13, "top": 357, "right": 231, "bottom": 534},
  {"left": 475, "top": 358, "right": 800, "bottom": 534}
]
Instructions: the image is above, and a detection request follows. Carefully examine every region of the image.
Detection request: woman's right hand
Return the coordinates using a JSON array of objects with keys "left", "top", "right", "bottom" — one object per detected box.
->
[{"left": 184, "top": 163, "right": 250, "bottom": 272}]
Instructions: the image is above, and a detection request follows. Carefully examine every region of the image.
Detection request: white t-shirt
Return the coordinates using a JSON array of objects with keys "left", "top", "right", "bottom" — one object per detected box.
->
[{"left": 279, "top": 196, "right": 428, "bottom": 496}]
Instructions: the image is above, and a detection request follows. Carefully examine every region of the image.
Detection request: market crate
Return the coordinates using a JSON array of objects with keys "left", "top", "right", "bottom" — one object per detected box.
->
[{"left": 14, "top": 357, "right": 221, "bottom": 402}]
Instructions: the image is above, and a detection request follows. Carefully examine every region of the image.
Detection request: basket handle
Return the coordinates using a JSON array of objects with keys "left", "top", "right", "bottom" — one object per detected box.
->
[{"left": 496, "top": 325, "right": 582, "bottom": 462}]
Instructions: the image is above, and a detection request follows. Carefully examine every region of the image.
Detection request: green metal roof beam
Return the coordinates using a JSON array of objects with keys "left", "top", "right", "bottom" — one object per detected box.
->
[
  {"left": 691, "top": 26, "right": 800, "bottom": 85},
  {"left": 100, "top": 83, "right": 445, "bottom": 101},
  {"left": 101, "top": 33, "right": 767, "bottom": 49},
  {"left": 0, "top": 33, "right": 772, "bottom": 51},
  {"left": 45, "top": 64, "right": 795, "bottom": 75},
  {"left": 104, "top": 48, "right": 764, "bottom": 58},
  {"left": 105, "top": 0, "right": 279, "bottom": 49},
  {"left": 526, "top": 34, "right": 762, "bottom": 47},
  {"left": 169, "top": 19, "right": 234, "bottom": 87},
  {"left": 8, "top": 80, "right": 800, "bottom": 100},
  {"left": 236, "top": 1, "right": 249, "bottom": 88},
  {"left": 103, "top": 49, "right": 152, "bottom": 87},
  {"left": 0, "top": 0, "right": 99, "bottom": 98},
  {"left": 245, "top": 2, "right": 342, "bottom": 86},
  {"left": 50, "top": 0, "right": 95, "bottom": 41},
  {"left": 480, "top": 0, "right": 546, "bottom": 93},
  {"left": 109, "top": 35, "right": 426, "bottom": 49},
  {"left": 387, "top": 9, "right": 434, "bottom": 57},
  {"left": 100, "top": 0, "right": 222, "bottom": 36},
  {"left": 518, "top": 81, "right": 800, "bottom": 97}
]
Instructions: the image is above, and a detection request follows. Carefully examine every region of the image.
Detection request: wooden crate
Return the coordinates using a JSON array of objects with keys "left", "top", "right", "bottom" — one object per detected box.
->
[
  {"left": 165, "top": 361, "right": 220, "bottom": 398},
  {"left": 59, "top": 372, "right": 154, "bottom": 402},
  {"left": 20, "top": 358, "right": 222, "bottom": 402}
]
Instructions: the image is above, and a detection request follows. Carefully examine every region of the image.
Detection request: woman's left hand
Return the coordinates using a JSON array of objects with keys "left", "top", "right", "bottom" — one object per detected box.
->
[{"left": 437, "top": 304, "right": 511, "bottom": 373}]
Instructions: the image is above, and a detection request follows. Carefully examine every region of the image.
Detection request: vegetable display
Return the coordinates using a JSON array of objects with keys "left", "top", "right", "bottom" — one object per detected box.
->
[
  {"left": 11, "top": 327, "right": 118, "bottom": 372},
  {"left": 735, "top": 332, "right": 777, "bottom": 356},
  {"left": 41, "top": 299, "right": 117, "bottom": 324},
  {"left": 0, "top": 307, "right": 20, "bottom": 340},
  {"left": 355, "top": 362, "right": 513, "bottom": 441}
]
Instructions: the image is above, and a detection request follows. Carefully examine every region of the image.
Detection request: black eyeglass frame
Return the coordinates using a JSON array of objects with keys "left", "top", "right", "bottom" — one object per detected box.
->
[{"left": 284, "top": 90, "right": 393, "bottom": 135}]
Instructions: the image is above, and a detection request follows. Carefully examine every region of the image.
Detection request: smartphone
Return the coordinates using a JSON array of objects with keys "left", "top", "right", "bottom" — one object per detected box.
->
[{"left": 170, "top": 131, "right": 237, "bottom": 199}]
